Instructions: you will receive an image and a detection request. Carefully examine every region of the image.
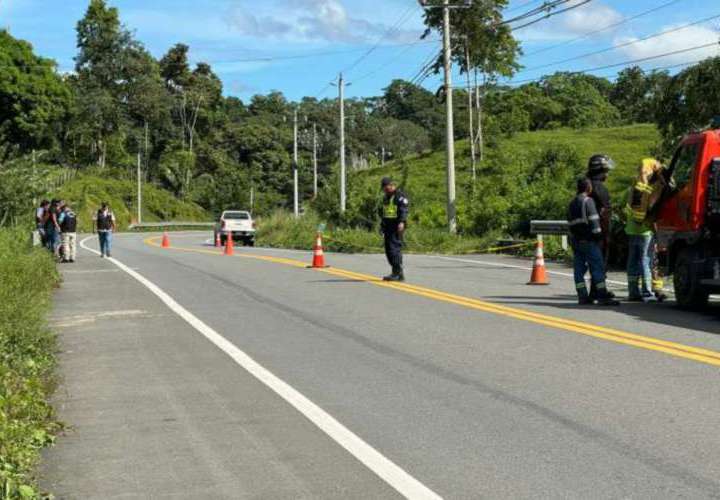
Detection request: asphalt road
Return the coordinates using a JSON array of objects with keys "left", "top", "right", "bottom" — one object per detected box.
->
[{"left": 42, "top": 232, "right": 720, "bottom": 499}]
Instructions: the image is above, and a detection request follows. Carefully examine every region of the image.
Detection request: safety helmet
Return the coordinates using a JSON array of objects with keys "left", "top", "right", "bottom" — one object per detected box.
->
[{"left": 587, "top": 154, "right": 615, "bottom": 175}]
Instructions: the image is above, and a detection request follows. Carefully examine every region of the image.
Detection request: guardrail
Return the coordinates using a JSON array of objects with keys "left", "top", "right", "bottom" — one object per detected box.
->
[
  {"left": 128, "top": 222, "right": 215, "bottom": 230},
  {"left": 530, "top": 220, "right": 570, "bottom": 250}
]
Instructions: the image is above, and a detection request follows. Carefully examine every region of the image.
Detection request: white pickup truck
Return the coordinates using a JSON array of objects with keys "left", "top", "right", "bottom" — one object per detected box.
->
[{"left": 214, "top": 210, "right": 256, "bottom": 246}]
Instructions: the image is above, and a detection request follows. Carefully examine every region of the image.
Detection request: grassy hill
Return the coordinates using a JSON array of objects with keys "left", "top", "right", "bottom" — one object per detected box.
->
[
  {"left": 56, "top": 173, "right": 210, "bottom": 232},
  {"left": 344, "top": 124, "right": 660, "bottom": 236}
]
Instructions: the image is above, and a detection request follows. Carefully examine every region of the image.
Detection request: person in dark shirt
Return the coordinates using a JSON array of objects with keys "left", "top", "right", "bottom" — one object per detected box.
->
[
  {"left": 587, "top": 154, "right": 615, "bottom": 299},
  {"left": 568, "top": 178, "right": 619, "bottom": 306},
  {"left": 378, "top": 177, "right": 409, "bottom": 282}
]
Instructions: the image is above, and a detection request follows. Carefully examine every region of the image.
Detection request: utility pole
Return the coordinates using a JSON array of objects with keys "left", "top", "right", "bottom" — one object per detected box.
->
[
  {"left": 137, "top": 151, "right": 142, "bottom": 224},
  {"left": 339, "top": 73, "right": 347, "bottom": 214},
  {"left": 293, "top": 108, "right": 299, "bottom": 218},
  {"left": 442, "top": 0, "right": 457, "bottom": 233},
  {"left": 312, "top": 123, "right": 318, "bottom": 199}
]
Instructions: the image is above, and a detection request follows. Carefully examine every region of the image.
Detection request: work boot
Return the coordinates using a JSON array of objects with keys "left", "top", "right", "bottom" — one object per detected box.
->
[
  {"left": 383, "top": 274, "right": 402, "bottom": 282},
  {"left": 654, "top": 290, "right": 668, "bottom": 302},
  {"left": 596, "top": 292, "right": 621, "bottom": 306},
  {"left": 578, "top": 297, "right": 594, "bottom": 305}
]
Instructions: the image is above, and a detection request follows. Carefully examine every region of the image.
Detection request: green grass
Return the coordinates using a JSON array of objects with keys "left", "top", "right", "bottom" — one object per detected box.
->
[
  {"left": 0, "top": 229, "right": 60, "bottom": 499},
  {"left": 56, "top": 172, "right": 211, "bottom": 232},
  {"left": 354, "top": 124, "right": 659, "bottom": 221},
  {"left": 257, "top": 210, "right": 507, "bottom": 254}
]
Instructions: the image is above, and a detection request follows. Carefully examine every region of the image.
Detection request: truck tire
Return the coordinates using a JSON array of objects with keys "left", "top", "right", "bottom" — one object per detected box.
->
[{"left": 673, "top": 248, "right": 710, "bottom": 309}]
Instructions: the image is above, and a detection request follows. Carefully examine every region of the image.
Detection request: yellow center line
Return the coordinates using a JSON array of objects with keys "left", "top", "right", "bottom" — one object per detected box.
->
[{"left": 144, "top": 236, "right": 720, "bottom": 368}]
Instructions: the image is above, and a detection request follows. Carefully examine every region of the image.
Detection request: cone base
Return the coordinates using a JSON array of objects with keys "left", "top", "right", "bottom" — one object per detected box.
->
[{"left": 527, "top": 282, "right": 550, "bottom": 285}]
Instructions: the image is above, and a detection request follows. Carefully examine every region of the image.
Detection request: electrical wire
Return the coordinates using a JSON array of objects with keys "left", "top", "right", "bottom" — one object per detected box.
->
[
  {"left": 508, "top": 0, "right": 593, "bottom": 31},
  {"left": 509, "top": 41, "right": 719, "bottom": 85},
  {"left": 518, "top": 12, "right": 720, "bottom": 75},
  {"left": 341, "top": 4, "right": 420, "bottom": 75},
  {"left": 523, "top": 0, "right": 685, "bottom": 57}
]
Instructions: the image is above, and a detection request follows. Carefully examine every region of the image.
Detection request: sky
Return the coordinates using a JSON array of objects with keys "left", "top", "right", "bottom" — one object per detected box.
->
[{"left": 1, "top": 0, "right": 718, "bottom": 101}]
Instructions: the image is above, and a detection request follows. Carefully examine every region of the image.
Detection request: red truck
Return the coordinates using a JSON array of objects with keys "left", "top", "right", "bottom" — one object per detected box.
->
[{"left": 655, "top": 127, "right": 720, "bottom": 308}]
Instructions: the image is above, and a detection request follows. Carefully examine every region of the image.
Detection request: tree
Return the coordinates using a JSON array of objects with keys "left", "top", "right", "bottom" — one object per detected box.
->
[
  {"left": 421, "top": 0, "right": 521, "bottom": 167},
  {"left": 656, "top": 57, "right": 720, "bottom": 152},
  {"left": 73, "top": 0, "right": 135, "bottom": 167},
  {"left": 0, "top": 31, "right": 72, "bottom": 157},
  {"left": 611, "top": 66, "right": 670, "bottom": 124}
]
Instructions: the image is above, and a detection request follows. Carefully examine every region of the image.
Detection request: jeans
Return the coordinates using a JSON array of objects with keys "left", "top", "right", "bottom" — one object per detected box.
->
[
  {"left": 571, "top": 238, "right": 607, "bottom": 298},
  {"left": 46, "top": 228, "right": 60, "bottom": 253},
  {"left": 98, "top": 231, "right": 112, "bottom": 256},
  {"left": 627, "top": 234, "right": 653, "bottom": 297}
]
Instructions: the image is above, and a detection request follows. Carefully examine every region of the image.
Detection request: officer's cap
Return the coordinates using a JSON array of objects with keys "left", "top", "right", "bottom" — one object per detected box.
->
[{"left": 381, "top": 177, "right": 394, "bottom": 188}]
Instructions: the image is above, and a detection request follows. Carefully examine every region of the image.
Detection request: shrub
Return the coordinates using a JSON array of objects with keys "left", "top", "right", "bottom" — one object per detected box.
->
[{"left": 0, "top": 228, "right": 60, "bottom": 499}]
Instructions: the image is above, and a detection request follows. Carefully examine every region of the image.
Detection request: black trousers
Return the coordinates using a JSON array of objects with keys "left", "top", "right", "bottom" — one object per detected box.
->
[{"left": 383, "top": 229, "right": 403, "bottom": 274}]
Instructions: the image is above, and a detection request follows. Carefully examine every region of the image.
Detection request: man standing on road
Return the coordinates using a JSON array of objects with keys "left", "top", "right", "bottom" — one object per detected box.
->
[
  {"left": 379, "top": 177, "right": 409, "bottom": 282},
  {"left": 568, "top": 178, "right": 620, "bottom": 306},
  {"left": 587, "top": 154, "right": 616, "bottom": 299},
  {"left": 93, "top": 202, "right": 116, "bottom": 258},
  {"left": 58, "top": 203, "right": 78, "bottom": 263}
]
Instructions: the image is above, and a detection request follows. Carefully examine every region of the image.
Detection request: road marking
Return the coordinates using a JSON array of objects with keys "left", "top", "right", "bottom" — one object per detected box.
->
[
  {"left": 143, "top": 236, "right": 720, "bottom": 369},
  {"left": 79, "top": 237, "right": 441, "bottom": 500}
]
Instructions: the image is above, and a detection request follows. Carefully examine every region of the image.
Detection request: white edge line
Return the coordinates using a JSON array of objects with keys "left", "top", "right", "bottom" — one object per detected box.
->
[{"left": 79, "top": 237, "right": 441, "bottom": 500}]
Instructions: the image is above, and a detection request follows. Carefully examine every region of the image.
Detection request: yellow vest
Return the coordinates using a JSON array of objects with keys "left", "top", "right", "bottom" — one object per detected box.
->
[{"left": 383, "top": 195, "right": 398, "bottom": 219}]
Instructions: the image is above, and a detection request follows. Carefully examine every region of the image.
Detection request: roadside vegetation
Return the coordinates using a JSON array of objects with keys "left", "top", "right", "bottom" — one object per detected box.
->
[{"left": 0, "top": 229, "right": 60, "bottom": 499}]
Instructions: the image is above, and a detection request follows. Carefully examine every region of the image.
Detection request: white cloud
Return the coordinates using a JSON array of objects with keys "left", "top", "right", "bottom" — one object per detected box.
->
[
  {"left": 615, "top": 24, "right": 720, "bottom": 66},
  {"left": 517, "top": 1, "right": 622, "bottom": 43},
  {"left": 225, "top": 0, "right": 421, "bottom": 44}
]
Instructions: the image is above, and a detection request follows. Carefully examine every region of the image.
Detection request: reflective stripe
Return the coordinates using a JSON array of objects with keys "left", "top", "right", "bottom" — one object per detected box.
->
[
  {"left": 588, "top": 215, "right": 600, "bottom": 221},
  {"left": 383, "top": 196, "right": 398, "bottom": 219},
  {"left": 596, "top": 282, "right": 607, "bottom": 290},
  {"left": 592, "top": 228, "right": 602, "bottom": 233},
  {"left": 575, "top": 282, "right": 587, "bottom": 290}
]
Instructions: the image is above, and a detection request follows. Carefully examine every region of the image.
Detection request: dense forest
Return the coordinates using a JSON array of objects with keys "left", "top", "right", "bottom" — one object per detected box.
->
[{"left": 1, "top": 0, "right": 719, "bottom": 228}]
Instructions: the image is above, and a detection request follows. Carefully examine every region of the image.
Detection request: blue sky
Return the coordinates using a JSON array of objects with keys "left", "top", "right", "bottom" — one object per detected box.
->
[{"left": 1, "top": 0, "right": 718, "bottom": 101}]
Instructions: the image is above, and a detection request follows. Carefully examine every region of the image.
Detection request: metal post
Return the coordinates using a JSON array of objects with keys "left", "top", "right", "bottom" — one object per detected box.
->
[
  {"left": 137, "top": 151, "right": 142, "bottom": 224},
  {"left": 313, "top": 123, "right": 318, "bottom": 199},
  {"left": 293, "top": 108, "right": 299, "bottom": 218},
  {"left": 465, "top": 44, "right": 476, "bottom": 183},
  {"left": 442, "top": 0, "right": 457, "bottom": 233},
  {"left": 339, "top": 73, "right": 347, "bottom": 214}
]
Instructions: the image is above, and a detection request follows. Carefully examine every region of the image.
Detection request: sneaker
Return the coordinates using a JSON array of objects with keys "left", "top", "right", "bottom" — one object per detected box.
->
[{"left": 642, "top": 292, "right": 658, "bottom": 303}]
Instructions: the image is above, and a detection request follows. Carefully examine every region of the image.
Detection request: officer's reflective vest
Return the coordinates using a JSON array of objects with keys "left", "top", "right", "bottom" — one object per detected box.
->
[{"left": 383, "top": 195, "right": 398, "bottom": 219}]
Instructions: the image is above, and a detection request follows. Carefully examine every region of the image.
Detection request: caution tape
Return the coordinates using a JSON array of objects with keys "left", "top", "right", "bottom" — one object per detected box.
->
[{"left": 322, "top": 233, "right": 533, "bottom": 255}]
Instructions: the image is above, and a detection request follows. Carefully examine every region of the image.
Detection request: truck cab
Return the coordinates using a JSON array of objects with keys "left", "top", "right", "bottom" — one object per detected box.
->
[{"left": 655, "top": 128, "right": 720, "bottom": 307}]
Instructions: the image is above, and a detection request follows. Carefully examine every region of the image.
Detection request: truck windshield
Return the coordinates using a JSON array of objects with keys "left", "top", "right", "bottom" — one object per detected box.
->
[{"left": 224, "top": 212, "right": 250, "bottom": 220}]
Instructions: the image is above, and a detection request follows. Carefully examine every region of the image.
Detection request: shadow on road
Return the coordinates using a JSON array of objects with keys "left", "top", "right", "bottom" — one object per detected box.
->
[{"left": 486, "top": 295, "right": 720, "bottom": 336}]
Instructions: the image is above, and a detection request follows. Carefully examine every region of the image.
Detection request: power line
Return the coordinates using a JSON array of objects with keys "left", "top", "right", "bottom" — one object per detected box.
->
[
  {"left": 508, "top": 0, "right": 593, "bottom": 31},
  {"left": 509, "top": 41, "right": 719, "bottom": 85},
  {"left": 523, "top": 0, "right": 686, "bottom": 57},
  {"left": 341, "top": 5, "right": 420, "bottom": 75},
  {"left": 502, "top": 0, "right": 584, "bottom": 26},
  {"left": 518, "top": 12, "right": 720, "bottom": 75},
  {"left": 352, "top": 38, "right": 435, "bottom": 84},
  {"left": 505, "top": 0, "right": 545, "bottom": 15}
]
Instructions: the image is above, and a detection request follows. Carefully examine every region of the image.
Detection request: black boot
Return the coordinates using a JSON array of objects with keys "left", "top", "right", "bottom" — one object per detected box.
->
[{"left": 383, "top": 274, "right": 402, "bottom": 282}]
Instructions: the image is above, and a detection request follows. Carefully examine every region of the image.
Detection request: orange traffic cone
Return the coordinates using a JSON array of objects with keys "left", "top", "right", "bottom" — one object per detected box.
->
[
  {"left": 308, "top": 232, "right": 329, "bottom": 268},
  {"left": 161, "top": 232, "right": 170, "bottom": 248},
  {"left": 214, "top": 232, "right": 221, "bottom": 248},
  {"left": 224, "top": 234, "right": 234, "bottom": 256},
  {"left": 527, "top": 239, "right": 549, "bottom": 285}
]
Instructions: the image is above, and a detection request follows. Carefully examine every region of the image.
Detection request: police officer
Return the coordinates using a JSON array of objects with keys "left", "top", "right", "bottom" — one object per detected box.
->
[
  {"left": 568, "top": 177, "right": 620, "bottom": 306},
  {"left": 587, "top": 154, "right": 615, "bottom": 299},
  {"left": 379, "top": 177, "right": 409, "bottom": 281}
]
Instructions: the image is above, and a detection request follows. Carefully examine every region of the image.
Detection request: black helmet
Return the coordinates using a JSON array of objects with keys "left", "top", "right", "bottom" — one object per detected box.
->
[{"left": 588, "top": 154, "right": 615, "bottom": 175}]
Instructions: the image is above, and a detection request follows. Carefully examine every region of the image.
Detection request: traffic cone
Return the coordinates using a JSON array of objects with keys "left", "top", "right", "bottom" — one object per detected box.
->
[
  {"left": 161, "top": 232, "right": 170, "bottom": 248},
  {"left": 214, "top": 232, "right": 221, "bottom": 248},
  {"left": 308, "top": 232, "right": 329, "bottom": 268},
  {"left": 527, "top": 239, "right": 550, "bottom": 285},
  {"left": 224, "top": 234, "right": 234, "bottom": 256}
]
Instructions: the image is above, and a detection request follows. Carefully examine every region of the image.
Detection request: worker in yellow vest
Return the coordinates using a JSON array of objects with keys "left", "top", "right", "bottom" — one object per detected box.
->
[{"left": 379, "top": 177, "right": 409, "bottom": 282}]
